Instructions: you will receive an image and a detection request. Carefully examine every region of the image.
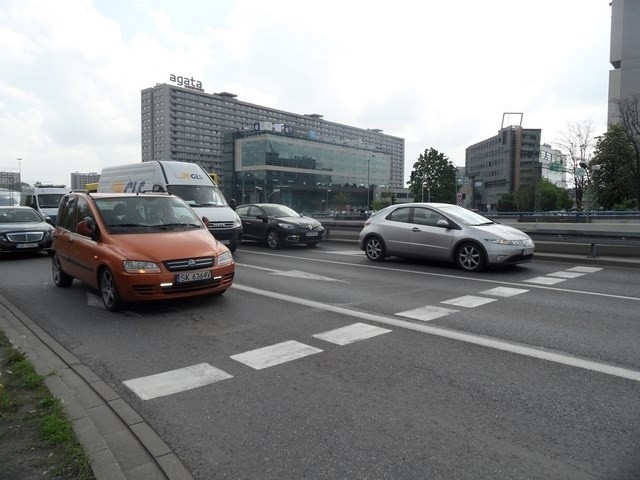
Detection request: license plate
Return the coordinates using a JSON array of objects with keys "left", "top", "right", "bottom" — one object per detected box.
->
[
  {"left": 523, "top": 248, "right": 534, "bottom": 255},
  {"left": 17, "top": 243, "right": 39, "bottom": 249},
  {"left": 176, "top": 270, "right": 212, "bottom": 283},
  {"left": 306, "top": 232, "right": 319, "bottom": 237}
]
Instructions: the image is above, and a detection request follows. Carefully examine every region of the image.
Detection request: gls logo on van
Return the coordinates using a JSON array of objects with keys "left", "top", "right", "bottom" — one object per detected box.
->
[
  {"left": 111, "top": 181, "right": 146, "bottom": 193},
  {"left": 177, "top": 173, "right": 204, "bottom": 180}
]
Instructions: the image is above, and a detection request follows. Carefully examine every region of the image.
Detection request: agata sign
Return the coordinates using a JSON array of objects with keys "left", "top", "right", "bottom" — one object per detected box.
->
[{"left": 169, "top": 74, "right": 204, "bottom": 91}]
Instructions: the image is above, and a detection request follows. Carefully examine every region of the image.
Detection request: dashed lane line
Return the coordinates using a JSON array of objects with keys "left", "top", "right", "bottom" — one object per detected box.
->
[{"left": 232, "top": 283, "right": 640, "bottom": 383}]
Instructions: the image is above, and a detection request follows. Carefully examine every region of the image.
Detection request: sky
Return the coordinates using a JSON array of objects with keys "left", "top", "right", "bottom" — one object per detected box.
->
[{"left": 0, "top": 0, "right": 613, "bottom": 188}]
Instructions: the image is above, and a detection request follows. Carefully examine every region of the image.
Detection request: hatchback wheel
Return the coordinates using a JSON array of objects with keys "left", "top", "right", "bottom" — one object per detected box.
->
[
  {"left": 51, "top": 253, "right": 73, "bottom": 287},
  {"left": 100, "top": 268, "right": 124, "bottom": 312},
  {"left": 456, "top": 242, "right": 486, "bottom": 272},
  {"left": 364, "top": 236, "right": 386, "bottom": 262},
  {"left": 266, "top": 230, "right": 281, "bottom": 249}
]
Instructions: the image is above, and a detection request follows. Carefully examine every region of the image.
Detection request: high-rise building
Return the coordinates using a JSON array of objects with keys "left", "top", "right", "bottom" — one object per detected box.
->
[
  {"left": 608, "top": 0, "right": 640, "bottom": 125},
  {"left": 465, "top": 125, "right": 542, "bottom": 211},
  {"left": 141, "top": 82, "right": 405, "bottom": 190},
  {"left": 70, "top": 172, "right": 100, "bottom": 191}
]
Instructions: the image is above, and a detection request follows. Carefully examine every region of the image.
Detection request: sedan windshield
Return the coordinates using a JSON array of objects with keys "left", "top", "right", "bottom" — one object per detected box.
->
[
  {"left": 0, "top": 208, "right": 43, "bottom": 223},
  {"left": 438, "top": 205, "right": 494, "bottom": 226},
  {"left": 261, "top": 204, "right": 301, "bottom": 218}
]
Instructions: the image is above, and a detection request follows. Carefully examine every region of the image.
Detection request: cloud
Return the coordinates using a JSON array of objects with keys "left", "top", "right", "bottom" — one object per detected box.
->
[{"left": 0, "top": 0, "right": 613, "bottom": 186}]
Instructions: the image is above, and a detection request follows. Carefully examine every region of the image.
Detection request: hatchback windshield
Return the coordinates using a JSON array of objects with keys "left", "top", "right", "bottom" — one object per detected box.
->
[{"left": 438, "top": 205, "right": 494, "bottom": 226}]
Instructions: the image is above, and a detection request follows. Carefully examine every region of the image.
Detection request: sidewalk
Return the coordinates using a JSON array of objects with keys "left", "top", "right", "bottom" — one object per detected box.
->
[{"left": 0, "top": 292, "right": 193, "bottom": 480}]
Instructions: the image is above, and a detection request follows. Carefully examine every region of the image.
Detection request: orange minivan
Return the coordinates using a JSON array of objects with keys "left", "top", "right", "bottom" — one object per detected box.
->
[{"left": 51, "top": 192, "right": 234, "bottom": 311}]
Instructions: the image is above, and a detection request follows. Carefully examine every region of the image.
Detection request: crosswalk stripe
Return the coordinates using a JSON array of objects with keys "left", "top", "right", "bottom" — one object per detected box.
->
[
  {"left": 523, "top": 276, "right": 567, "bottom": 285},
  {"left": 441, "top": 295, "right": 497, "bottom": 308},
  {"left": 396, "top": 305, "right": 458, "bottom": 321},
  {"left": 123, "top": 363, "right": 233, "bottom": 400},
  {"left": 313, "top": 322, "right": 391, "bottom": 345},
  {"left": 547, "top": 271, "right": 586, "bottom": 278},
  {"left": 479, "top": 287, "right": 529, "bottom": 297},
  {"left": 231, "top": 341, "right": 323, "bottom": 370}
]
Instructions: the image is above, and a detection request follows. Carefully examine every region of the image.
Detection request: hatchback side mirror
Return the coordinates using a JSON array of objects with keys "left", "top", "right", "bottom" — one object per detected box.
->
[{"left": 437, "top": 219, "right": 451, "bottom": 229}]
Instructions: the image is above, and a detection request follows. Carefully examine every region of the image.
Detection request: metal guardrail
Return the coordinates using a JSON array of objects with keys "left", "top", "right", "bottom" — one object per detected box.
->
[{"left": 318, "top": 219, "right": 640, "bottom": 259}]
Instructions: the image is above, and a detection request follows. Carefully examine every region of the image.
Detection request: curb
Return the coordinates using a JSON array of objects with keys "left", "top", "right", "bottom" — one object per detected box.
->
[{"left": 0, "top": 293, "right": 194, "bottom": 480}]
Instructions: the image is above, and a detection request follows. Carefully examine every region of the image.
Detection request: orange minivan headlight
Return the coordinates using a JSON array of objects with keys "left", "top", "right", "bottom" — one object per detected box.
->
[{"left": 123, "top": 260, "right": 161, "bottom": 273}]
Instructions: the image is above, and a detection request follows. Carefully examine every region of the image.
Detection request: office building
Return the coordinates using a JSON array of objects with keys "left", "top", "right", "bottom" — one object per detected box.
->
[
  {"left": 141, "top": 81, "right": 406, "bottom": 196},
  {"left": 223, "top": 126, "right": 392, "bottom": 212},
  {"left": 70, "top": 172, "right": 100, "bottom": 191},
  {"left": 465, "top": 125, "right": 542, "bottom": 211},
  {"left": 539, "top": 144, "right": 568, "bottom": 189},
  {"left": 608, "top": 0, "right": 640, "bottom": 125}
]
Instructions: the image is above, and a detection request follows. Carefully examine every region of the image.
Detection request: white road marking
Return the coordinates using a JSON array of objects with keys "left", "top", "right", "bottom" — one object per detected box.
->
[
  {"left": 232, "top": 283, "right": 640, "bottom": 383},
  {"left": 313, "top": 323, "right": 392, "bottom": 345},
  {"left": 320, "top": 250, "right": 366, "bottom": 256},
  {"left": 523, "top": 276, "right": 567, "bottom": 285},
  {"left": 567, "top": 266, "right": 603, "bottom": 273},
  {"left": 395, "top": 305, "right": 458, "bottom": 321},
  {"left": 231, "top": 341, "right": 323, "bottom": 370},
  {"left": 547, "top": 271, "right": 586, "bottom": 278},
  {"left": 235, "top": 263, "right": 345, "bottom": 282},
  {"left": 441, "top": 295, "right": 498, "bottom": 308},
  {"left": 123, "top": 363, "right": 233, "bottom": 401},
  {"left": 479, "top": 287, "right": 529, "bottom": 297},
  {"left": 273, "top": 270, "right": 347, "bottom": 282}
]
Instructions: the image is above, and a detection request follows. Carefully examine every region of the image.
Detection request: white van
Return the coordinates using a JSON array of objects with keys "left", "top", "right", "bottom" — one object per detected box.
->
[
  {"left": 97, "top": 161, "right": 242, "bottom": 251},
  {"left": 20, "top": 184, "right": 72, "bottom": 224}
]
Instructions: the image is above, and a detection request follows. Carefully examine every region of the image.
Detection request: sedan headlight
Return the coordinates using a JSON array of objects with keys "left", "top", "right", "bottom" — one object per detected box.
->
[
  {"left": 486, "top": 238, "right": 531, "bottom": 247},
  {"left": 277, "top": 223, "right": 296, "bottom": 230},
  {"left": 217, "top": 250, "right": 234, "bottom": 266},
  {"left": 123, "top": 260, "right": 161, "bottom": 273}
]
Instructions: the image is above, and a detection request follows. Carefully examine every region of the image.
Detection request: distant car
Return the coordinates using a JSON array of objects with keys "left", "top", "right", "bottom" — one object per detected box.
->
[
  {"left": 51, "top": 192, "right": 235, "bottom": 311},
  {"left": 358, "top": 203, "right": 535, "bottom": 272},
  {"left": 0, "top": 206, "right": 54, "bottom": 255},
  {"left": 236, "top": 203, "right": 325, "bottom": 248}
]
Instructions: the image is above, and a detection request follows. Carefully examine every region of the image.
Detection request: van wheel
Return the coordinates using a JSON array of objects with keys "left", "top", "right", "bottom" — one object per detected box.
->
[
  {"left": 100, "top": 268, "right": 124, "bottom": 312},
  {"left": 52, "top": 253, "right": 73, "bottom": 287}
]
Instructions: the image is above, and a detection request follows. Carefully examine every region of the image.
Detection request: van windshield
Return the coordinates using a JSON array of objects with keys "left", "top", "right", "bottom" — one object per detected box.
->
[
  {"left": 167, "top": 185, "right": 228, "bottom": 208},
  {"left": 38, "top": 193, "right": 66, "bottom": 208}
]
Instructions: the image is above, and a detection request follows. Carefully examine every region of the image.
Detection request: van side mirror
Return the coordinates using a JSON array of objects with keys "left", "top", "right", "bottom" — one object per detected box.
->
[
  {"left": 202, "top": 216, "right": 209, "bottom": 226},
  {"left": 76, "top": 216, "right": 96, "bottom": 237},
  {"left": 228, "top": 198, "right": 237, "bottom": 210}
]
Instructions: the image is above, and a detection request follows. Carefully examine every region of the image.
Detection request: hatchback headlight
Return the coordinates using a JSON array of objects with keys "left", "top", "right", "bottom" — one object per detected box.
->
[
  {"left": 486, "top": 238, "right": 529, "bottom": 246},
  {"left": 123, "top": 261, "right": 161, "bottom": 273}
]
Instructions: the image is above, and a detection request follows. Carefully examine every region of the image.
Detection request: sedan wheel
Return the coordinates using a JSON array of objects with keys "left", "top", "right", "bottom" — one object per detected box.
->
[
  {"left": 266, "top": 230, "right": 281, "bottom": 249},
  {"left": 51, "top": 253, "right": 73, "bottom": 287},
  {"left": 456, "top": 242, "right": 486, "bottom": 272},
  {"left": 364, "top": 236, "right": 386, "bottom": 262},
  {"left": 100, "top": 268, "right": 123, "bottom": 312}
]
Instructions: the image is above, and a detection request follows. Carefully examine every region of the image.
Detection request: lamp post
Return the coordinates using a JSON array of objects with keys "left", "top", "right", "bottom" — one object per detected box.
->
[
  {"left": 367, "top": 154, "right": 375, "bottom": 210},
  {"left": 241, "top": 173, "right": 252, "bottom": 203}
]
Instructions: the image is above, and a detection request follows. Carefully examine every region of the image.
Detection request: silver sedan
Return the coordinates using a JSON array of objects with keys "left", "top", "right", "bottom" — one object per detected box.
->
[{"left": 358, "top": 203, "right": 535, "bottom": 272}]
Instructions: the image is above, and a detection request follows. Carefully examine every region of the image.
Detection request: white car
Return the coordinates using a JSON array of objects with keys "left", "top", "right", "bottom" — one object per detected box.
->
[{"left": 358, "top": 203, "right": 535, "bottom": 272}]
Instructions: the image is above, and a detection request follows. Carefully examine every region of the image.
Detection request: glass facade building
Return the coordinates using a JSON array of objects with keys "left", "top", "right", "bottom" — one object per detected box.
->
[{"left": 224, "top": 128, "right": 391, "bottom": 213}]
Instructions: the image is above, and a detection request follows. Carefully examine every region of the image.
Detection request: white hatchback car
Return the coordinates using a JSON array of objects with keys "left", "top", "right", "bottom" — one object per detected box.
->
[{"left": 358, "top": 203, "right": 535, "bottom": 272}]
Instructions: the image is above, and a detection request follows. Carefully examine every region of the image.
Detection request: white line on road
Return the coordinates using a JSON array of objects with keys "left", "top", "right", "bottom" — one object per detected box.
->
[{"left": 232, "top": 283, "right": 640, "bottom": 383}]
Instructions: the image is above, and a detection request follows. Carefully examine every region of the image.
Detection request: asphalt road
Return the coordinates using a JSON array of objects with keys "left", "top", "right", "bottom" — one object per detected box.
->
[{"left": 1, "top": 242, "right": 639, "bottom": 479}]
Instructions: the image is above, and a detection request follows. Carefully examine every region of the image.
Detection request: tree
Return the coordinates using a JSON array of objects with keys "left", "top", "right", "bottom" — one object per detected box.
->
[
  {"left": 407, "top": 148, "right": 457, "bottom": 203},
  {"left": 556, "top": 120, "right": 597, "bottom": 210},
  {"left": 591, "top": 124, "right": 636, "bottom": 209},
  {"left": 614, "top": 95, "right": 640, "bottom": 207}
]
